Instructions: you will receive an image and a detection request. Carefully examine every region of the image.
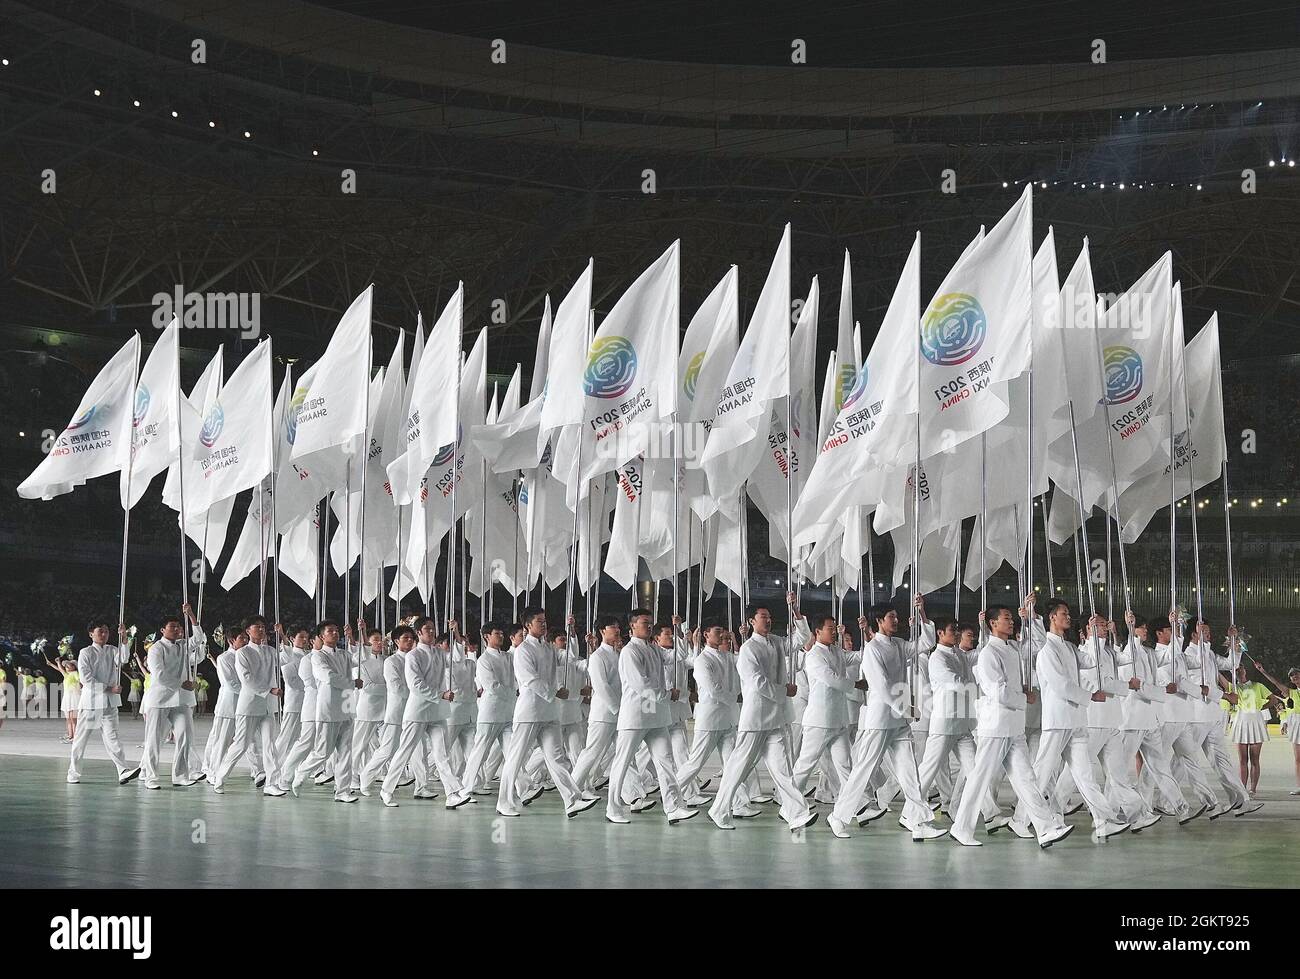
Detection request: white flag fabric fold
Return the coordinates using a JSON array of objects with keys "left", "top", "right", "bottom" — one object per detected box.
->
[
  {"left": 289, "top": 286, "right": 372, "bottom": 462},
  {"left": 701, "top": 224, "right": 791, "bottom": 518},
  {"left": 538, "top": 263, "right": 594, "bottom": 449},
  {"left": 185, "top": 340, "right": 274, "bottom": 521},
  {"left": 123, "top": 318, "right": 181, "bottom": 509},
  {"left": 19, "top": 334, "right": 140, "bottom": 501},
  {"left": 278, "top": 509, "right": 320, "bottom": 600}
]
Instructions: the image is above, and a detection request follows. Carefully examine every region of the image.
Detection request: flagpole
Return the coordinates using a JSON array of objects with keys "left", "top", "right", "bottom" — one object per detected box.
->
[
  {"left": 563, "top": 437, "right": 584, "bottom": 694},
  {"left": 1022, "top": 354, "right": 1035, "bottom": 686},
  {"left": 739, "top": 485, "right": 750, "bottom": 612},
  {"left": 1213, "top": 342, "right": 1239, "bottom": 695},
  {"left": 979, "top": 433, "right": 987, "bottom": 617},
  {"left": 423, "top": 491, "right": 431, "bottom": 618},
  {"left": 320, "top": 494, "right": 330, "bottom": 621},
  {"left": 272, "top": 369, "right": 285, "bottom": 637},
  {"left": 1178, "top": 337, "right": 1205, "bottom": 675},
  {"left": 343, "top": 471, "right": 352, "bottom": 641},
  {"left": 480, "top": 458, "right": 488, "bottom": 627},
  {"left": 512, "top": 474, "right": 521, "bottom": 621},
  {"left": 197, "top": 517, "right": 209, "bottom": 623},
  {"left": 258, "top": 483, "right": 268, "bottom": 617},
  {"left": 1168, "top": 302, "right": 1178, "bottom": 637},
  {"left": 395, "top": 506, "right": 404, "bottom": 625},
  {"left": 1105, "top": 502, "right": 1114, "bottom": 623},
  {"left": 953, "top": 522, "right": 962, "bottom": 619},
  {"left": 357, "top": 334, "right": 373, "bottom": 671},
  {"left": 171, "top": 328, "right": 192, "bottom": 674},
  {"left": 1091, "top": 304, "right": 1135, "bottom": 614},
  {"left": 1072, "top": 525, "right": 1084, "bottom": 612},
  {"left": 118, "top": 335, "right": 141, "bottom": 653},
  {"left": 866, "top": 516, "right": 876, "bottom": 607},
  {"left": 1066, "top": 403, "right": 1097, "bottom": 620},
  {"left": 1040, "top": 497, "right": 1054, "bottom": 597}
]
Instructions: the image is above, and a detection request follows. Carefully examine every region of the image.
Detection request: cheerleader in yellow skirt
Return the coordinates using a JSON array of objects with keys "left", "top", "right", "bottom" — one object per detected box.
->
[
  {"left": 1227, "top": 665, "right": 1281, "bottom": 798},
  {"left": 1253, "top": 659, "right": 1300, "bottom": 796}
]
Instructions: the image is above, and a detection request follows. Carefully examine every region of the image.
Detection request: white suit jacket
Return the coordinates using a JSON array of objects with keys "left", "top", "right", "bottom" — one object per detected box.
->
[
  {"left": 214, "top": 649, "right": 240, "bottom": 718},
  {"left": 77, "top": 643, "right": 130, "bottom": 711},
  {"left": 736, "top": 633, "right": 793, "bottom": 733},
  {"left": 585, "top": 644, "right": 620, "bottom": 724},
  {"left": 382, "top": 651, "right": 409, "bottom": 725},
  {"left": 1036, "top": 633, "right": 1090, "bottom": 730},
  {"left": 973, "top": 636, "right": 1028, "bottom": 738},
  {"left": 1077, "top": 638, "right": 1123, "bottom": 729},
  {"left": 692, "top": 646, "right": 739, "bottom": 732},
  {"left": 279, "top": 646, "right": 307, "bottom": 713},
  {"left": 513, "top": 636, "right": 560, "bottom": 724},
  {"left": 404, "top": 644, "right": 449, "bottom": 724},
  {"left": 1116, "top": 637, "right": 1165, "bottom": 731},
  {"left": 801, "top": 641, "right": 855, "bottom": 730},
  {"left": 446, "top": 646, "right": 478, "bottom": 725},
  {"left": 859, "top": 633, "right": 920, "bottom": 731},
  {"left": 1154, "top": 641, "right": 1199, "bottom": 724},
  {"left": 141, "top": 630, "right": 205, "bottom": 712},
  {"left": 555, "top": 647, "right": 585, "bottom": 726},
  {"left": 312, "top": 645, "right": 358, "bottom": 722},
  {"left": 617, "top": 638, "right": 671, "bottom": 731},
  {"left": 474, "top": 647, "right": 516, "bottom": 724},
  {"left": 298, "top": 653, "right": 318, "bottom": 719},
  {"left": 234, "top": 642, "right": 281, "bottom": 717},
  {"left": 927, "top": 643, "right": 977, "bottom": 736},
  {"left": 355, "top": 652, "right": 388, "bottom": 722}
]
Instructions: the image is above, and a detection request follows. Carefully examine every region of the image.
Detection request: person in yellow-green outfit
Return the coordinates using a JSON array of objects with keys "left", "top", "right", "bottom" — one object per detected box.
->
[
  {"left": 45, "top": 655, "right": 80, "bottom": 743},
  {"left": 1225, "top": 665, "right": 1280, "bottom": 798},
  {"left": 0, "top": 662, "right": 7, "bottom": 730},
  {"left": 1253, "top": 660, "right": 1300, "bottom": 796}
]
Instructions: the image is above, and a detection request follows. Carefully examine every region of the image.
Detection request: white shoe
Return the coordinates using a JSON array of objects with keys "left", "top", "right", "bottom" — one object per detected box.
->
[
  {"left": 288, "top": 780, "right": 301, "bottom": 798},
  {"left": 751, "top": 794, "right": 774, "bottom": 804},
  {"left": 211, "top": 782, "right": 225, "bottom": 794},
  {"left": 1178, "top": 803, "right": 1208, "bottom": 825},
  {"left": 1063, "top": 799, "right": 1085, "bottom": 816},
  {"left": 119, "top": 767, "right": 141, "bottom": 785},
  {"left": 1289, "top": 789, "right": 1300, "bottom": 796},
  {"left": 173, "top": 778, "right": 198, "bottom": 787},
  {"left": 412, "top": 788, "right": 439, "bottom": 800},
  {"left": 666, "top": 807, "right": 698, "bottom": 825},
  {"left": 732, "top": 804, "right": 762, "bottom": 819},
  {"left": 630, "top": 797, "right": 657, "bottom": 813},
  {"left": 495, "top": 807, "right": 521, "bottom": 817},
  {"left": 334, "top": 793, "right": 360, "bottom": 804},
  {"left": 144, "top": 780, "right": 161, "bottom": 791},
  {"left": 1008, "top": 820, "right": 1035, "bottom": 840},
  {"left": 985, "top": 814, "right": 1012, "bottom": 833},
  {"left": 1131, "top": 813, "right": 1161, "bottom": 832},
  {"left": 565, "top": 797, "right": 600, "bottom": 818},
  {"left": 855, "top": 805, "right": 887, "bottom": 826},
  {"left": 445, "top": 792, "right": 472, "bottom": 810},
  {"left": 910, "top": 823, "right": 948, "bottom": 842},
  {"left": 359, "top": 785, "right": 372, "bottom": 798},
  {"left": 1234, "top": 801, "right": 1264, "bottom": 816},
  {"left": 951, "top": 831, "right": 982, "bottom": 847},
  {"left": 1038, "top": 824, "right": 1075, "bottom": 848},
  {"left": 379, "top": 791, "right": 398, "bottom": 807},
  {"left": 65, "top": 774, "right": 79, "bottom": 784},
  {"left": 1095, "top": 820, "right": 1129, "bottom": 839},
  {"left": 709, "top": 811, "right": 735, "bottom": 831},
  {"left": 826, "top": 814, "right": 851, "bottom": 839},
  {"left": 698, "top": 778, "right": 713, "bottom": 792},
  {"left": 789, "top": 810, "right": 819, "bottom": 832},
  {"left": 580, "top": 791, "right": 601, "bottom": 802},
  {"left": 263, "top": 785, "right": 287, "bottom": 797},
  {"left": 605, "top": 812, "right": 631, "bottom": 824},
  {"left": 684, "top": 794, "right": 711, "bottom": 807}
]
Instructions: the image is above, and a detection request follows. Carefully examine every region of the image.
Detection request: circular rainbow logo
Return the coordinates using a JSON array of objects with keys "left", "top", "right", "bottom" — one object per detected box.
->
[
  {"left": 199, "top": 404, "right": 225, "bottom": 448},
  {"left": 841, "top": 364, "right": 869, "bottom": 410},
  {"left": 921, "top": 293, "right": 987, "bottom": 366},
  {"left": 584, "top": 336, "right": 637, "bottom": 399},
  {"left": 683, "top": 351, "right": 705, "bottom": 402},
  {"left": 67, "top": 405, "right": 97, "bottom": 431},
  {"left": 132, "top": 386, "right": 151, "bottom": 428},
  {"left": 286, "top": 386, "right": 307, "bottom": 445},
  {"left": 1103, "top": 345, "right": 1143, "bottom": 404}
]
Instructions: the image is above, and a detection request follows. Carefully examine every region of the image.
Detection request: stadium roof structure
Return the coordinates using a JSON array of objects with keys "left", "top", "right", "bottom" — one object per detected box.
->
[{"left": 2, "top": 0, "right": 1300, "bottom": 374}]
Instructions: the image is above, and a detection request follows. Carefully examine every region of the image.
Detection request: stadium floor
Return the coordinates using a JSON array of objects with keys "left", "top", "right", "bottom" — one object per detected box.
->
[{"left": 1, "top": 717, "right": 1295, "bottom": 888}]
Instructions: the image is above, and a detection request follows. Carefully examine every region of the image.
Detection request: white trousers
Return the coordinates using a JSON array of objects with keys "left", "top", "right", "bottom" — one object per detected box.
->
[
  {"left": 1020, "top": 727, "right": 1118, "bottom": 829},
  {"left": 676, "top": 727, "right": 752, "bottom": 810},
  {"left": 359, "top": 722, "right": 406, "bottom": 789},
  {"left": 952, "top": 733, "right": 1055, "bottom": 839},
  {"left": 570, "top": 719, "right": 618, "bottom": 793},
  {"left": 351, "top": 719, "right": 384, "bottom": 784},
  {"left": 1192, "top": 719, "right": 1249, "bottom": 807},
  {"left": 141, "top": 706, "right": 194, "bottom": 785},
  {"left": 272, "top": 711, "right": 301, "bottom": 783},
  {"left": 1120, "top": 727, "right": 1188, "bottom": 815},
  {"left": 461, "top": 721, "right": 511, "bottom": 792},
  {"left": 918, "top": 731, "right": 1001, "bottom": 821},
  {"left": 215, "top": 713, "right": 279, "bottom": 788},
  {"left": 1051, "top": 726, "right": 1151, "bottom": 821},
  {"left": 607, "top": 727, "right": 684, "bottom": 819},
  {"left": 499, "top": 720, "right": 580, "bottom": 811},
  {"left": 294, "top": 719, "right": 355, "bottom": 798},
  {"left": 709, "top": 728, "right": 808, "bottom": 826},
  {"left": 68, "top": 708, "right": 131, "bottom": 780},
  {"left": 832, "top": 725, "right": 931, "bottom": 826},
  {"left": 202, "top": 715, "right": 235, "bottom": 777},
  {"left": 382, "top": 720, "right": 463, "bottom": 797},
  {"left": 1141, "top": 721, "right": 1217, "bottom": 809},
  {"left": 791, "top": 725, "right": 853, "bottom": 797}
]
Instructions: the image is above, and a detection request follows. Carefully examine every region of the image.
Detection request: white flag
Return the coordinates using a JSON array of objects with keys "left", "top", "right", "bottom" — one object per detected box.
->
[
  {"left": 19, "top": 334, "right": 139, "bottom": 501},
  {"left": 701, "top": 224, "right": 791, "bottom": 517},
  {"left": 123, "top": 318, "right": 181, "bottom": 508},
  {"left": 538, "top": 263, "right": 594, "bottom": 447},
  {"left": 186, "top": 340, "right": 273, "bottom": 520},
  {"left": 278, "top": 509, "right": 320, "bottom": 601},
  {"left": 290, "top": 286, "right": 372, "bottom": 461}
]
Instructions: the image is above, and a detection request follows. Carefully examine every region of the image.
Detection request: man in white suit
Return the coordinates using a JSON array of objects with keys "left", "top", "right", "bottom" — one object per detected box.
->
[
  {"left": 827, "top": 600, "right": 945, "bottom": 841},
  {"left": 290, "top": 621, "right": 361, "bottom": 802},
  {"left": 67, "top": 619, "right": 139, "bottom": 785},
  {"left": 270, "top": 624, "right": 310, "bottom": 787},
  {"left": 791, "top": 614, "right": 862, "bottom": 799},
  {"left": 461, "top": 622, "right": 518, "bottom": 794},
  {"left": 359, "top": 625, "right": 416, "bottom": 794},
  {"left": 378, "top": 617, "right": 471, "bottom": 809},
  {"left": 350, "top": 624, "right": 389, "bottom": 791},
  {"left": 139, "top": 605, "right": 206, "bottom": 789},
  {"left": 603, "top": 612, "right": 696, "bottom": 825},
  {"left": 212, "top": 615, "right": 285, "bottom": 796},
  {"left": 495, "top": 607, "right": 598, "bottom": 819},
  {"left": 570, "top": 616, "right": 625, "bottom": 795},
  {"left": 708, "top": 596, "right": 817, "bottom": 833},
  {"left": 949, "top": 600, "right": 1073, "bottom": 848}
]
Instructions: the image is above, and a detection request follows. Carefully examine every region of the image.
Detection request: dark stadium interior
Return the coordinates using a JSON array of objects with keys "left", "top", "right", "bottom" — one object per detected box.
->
[{"left": 2, "top": 0, "right": 1299, "bottom": 687}]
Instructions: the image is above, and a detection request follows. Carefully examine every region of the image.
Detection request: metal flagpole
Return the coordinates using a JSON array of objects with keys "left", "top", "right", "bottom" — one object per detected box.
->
[
  {"left": 979, "top": 433, "right": 987, "bottom": 617},
  {"left": 320, "top": 494, "right": 330, "bottom": 621},
  {"left": 1213, "top": 342, "right": 1240, "bottom": 695},
  {"left": 395, "top": 507, "right": 403, "bottom": 625},
  {"left": 171, "top": 329, "right": 193, "bottom": 673},
  {"left": 271, "top": 367, "right": 285, "bottom": 637},
  {"left": 343, "top": 471, "right": 352, "bottom": 639},
  {"left": 1105, "top": 503, "right": 1114, "bottom": 623},
  {"left": 866, "top": 516, "right": 876, "bottom": 607},
  {"left": 563, "top": 449, "right": 585, "bottom": 694},
  {"left": 739, "top": 485, "right": 750, "bottom": 612},
  {"left": 1022, "top": 360, "right": 1034, "bottom": 688},
  {"left": 1040, "top": 497, "right": 1054, "bottom": 596},
  {"left": 118, "top": 336, "right": 142, "bottom": 684},
  {"left": 480, "top": 458, "right": 488, "bottom": 626},
  {"left": 1178, "top": 333, "right": 1206, "bottom": 671},
  {"left": 1091, "top": 305, "right": 1135, "bottom": 613},
  {"left": 1072, "top": 526, "right": 1084, "bottom": 610},
  {"left": 1167, "top": 309, "right": 1179, "bottom": 644},
  {"left": 954, "top": 522, "right": 962, "bottom": 619},
  {"left": 512, "top": 475, "right": 521, "bottom": 621},
  {"left": 1066, "top": 403, "right": 1097, "bottom": 620},
  {"left": 197, "top": 517, "right": 209, "bottom": 623},
  {"left": 673, "top": 415, "right": 685, "bottom": 695},
  {"left": 357, "top": 335, "right": 373, "bottom": 672},
  {"left": 258, "top": 482, "right": 268, "bottom": 616}
]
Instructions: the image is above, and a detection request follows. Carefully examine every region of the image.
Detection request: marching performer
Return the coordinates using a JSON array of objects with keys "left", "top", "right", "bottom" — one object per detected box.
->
[
  {"left": 708, "top": 596, "right": 815, "bottom": 833},
  {"left": 359, "top": 625, "right": 416, "bottom": 794},
  {"left": 271, "top": 625, "right": 310, "bottom": 787},
  {"left": 212, "top": 616, "right": 284, "bottom": 795},
  {"left": 460, "top": 622, "right": 517, "bottom": 794},
  {"left": 289, "top": 621, "right": 361, "bottom": 802},
  {"left": 351, "top": 623, "right": 389, "bottom": 790},
  {"left": 139, "top": 605, "right": 206, "bottom": 789},
  {"left": 791, "top": 614, "right": 861, "bottom": 802},
  {"left": 67, "top": 620, "right": 139, "bottom": 786}
]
